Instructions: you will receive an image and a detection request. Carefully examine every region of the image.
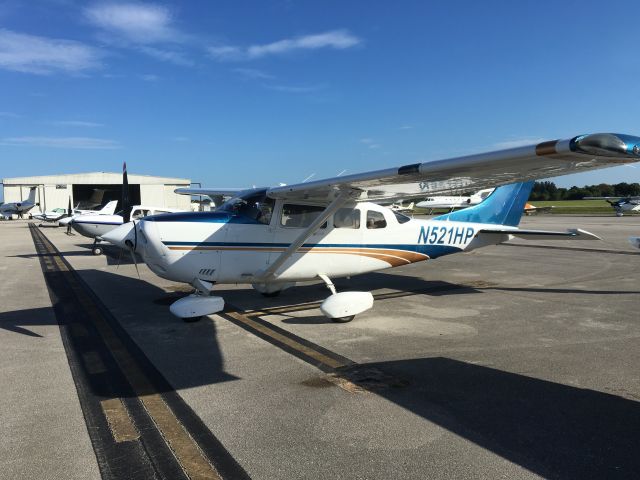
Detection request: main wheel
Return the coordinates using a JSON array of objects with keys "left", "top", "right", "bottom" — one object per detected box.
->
[
  {"left": 92, "top": 246, "right": 103, "bottom": 255},
  {"left": 331, "top": 315, "right": 355, "bottom": 323},
  {"left": 182, "top": 316, "right": 203, "bottom": 323},
  {"left": 261, "top": 290, "right": 281, "bottom": 298}
]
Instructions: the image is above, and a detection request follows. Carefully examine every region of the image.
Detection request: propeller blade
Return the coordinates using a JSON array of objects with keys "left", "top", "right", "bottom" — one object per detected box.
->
[
  {"left": 122, "top": 161, "right": 131, "bottom": 223},
  {"left": 128, "top": 246, "right": 140, "bottom": 279},
  {"left": 115, "top": 247, "right": 124, "bottom": 269}
]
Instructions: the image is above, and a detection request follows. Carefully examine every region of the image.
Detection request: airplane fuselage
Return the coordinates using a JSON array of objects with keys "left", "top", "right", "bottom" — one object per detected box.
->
[{"left": 133, "top": 202, "right": 500, "bottom": 286}]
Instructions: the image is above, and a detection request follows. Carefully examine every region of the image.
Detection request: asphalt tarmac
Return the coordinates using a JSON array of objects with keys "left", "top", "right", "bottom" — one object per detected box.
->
[{"left": 1, "top": 215, "right": 638, "bottom": 479}]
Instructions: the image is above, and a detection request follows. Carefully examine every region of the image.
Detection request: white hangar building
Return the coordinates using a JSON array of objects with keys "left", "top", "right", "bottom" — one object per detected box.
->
[{"left": 1, "top": 172, "right": 191, "bottom": 213}]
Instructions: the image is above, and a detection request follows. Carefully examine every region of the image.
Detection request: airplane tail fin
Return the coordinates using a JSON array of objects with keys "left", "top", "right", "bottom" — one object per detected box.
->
[
  {"left": 99, "top": 200, "right": 118, "bottom": 215},
  {"left": 27, "top": 187, "right": 37, "bottom": 204},
  {"left": 433, "top": 181, "right": 534, "bottom": 227}
]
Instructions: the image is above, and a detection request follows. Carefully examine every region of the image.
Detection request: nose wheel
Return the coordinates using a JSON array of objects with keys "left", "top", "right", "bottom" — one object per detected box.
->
[{"left": 92, "top": 245, "right": 103, "bottom": 255}]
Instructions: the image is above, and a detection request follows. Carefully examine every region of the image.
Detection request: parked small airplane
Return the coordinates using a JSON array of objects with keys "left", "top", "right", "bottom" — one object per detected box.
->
[
  {"left": 58, "top": 200, "right": 119, "bottom": 227},
  {"left": 629, "top": 236, "right": 640, "bottom": 249},
  {"left": 416, "top": 188, "right": 494, "bottom": 213},
  {"left": 103, "top": 133, "right": 640, "bottom": 323},
  {"left": 34, "top": 200, "right": 119, "bottom": 226},
  {"left": 69, "top": 164, "right": 184, "bottom": 254},
  {"left": 583, "top": 195, "right": 640, "bottom": 216},
  {"left": 390, "top": 201, "right": 415, "bottom": 214},
  {"left": 523, "top": 203, "right": 554, "bottom": 215},
  {"left": 0, "top": 187, "right": 38, "bottom": 219}
]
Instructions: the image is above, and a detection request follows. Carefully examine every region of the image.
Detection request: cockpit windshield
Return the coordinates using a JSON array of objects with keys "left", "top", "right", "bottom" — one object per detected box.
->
[{"left": 218, "top": 189, "right": 274, "bottom": 225}]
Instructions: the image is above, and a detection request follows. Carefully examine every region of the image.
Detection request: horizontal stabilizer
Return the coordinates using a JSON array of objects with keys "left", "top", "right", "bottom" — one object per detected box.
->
[{"left": 479, "top": 228, "right": 600, "bottom": 241}]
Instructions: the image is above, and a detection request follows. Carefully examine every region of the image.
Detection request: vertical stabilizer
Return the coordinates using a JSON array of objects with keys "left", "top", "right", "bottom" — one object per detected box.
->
[
  {"left": 433, "top": 181, "right": 534, "bottom": 226},
  {"left": 26, "top": 187, "right": 37, "bottom": 204}
]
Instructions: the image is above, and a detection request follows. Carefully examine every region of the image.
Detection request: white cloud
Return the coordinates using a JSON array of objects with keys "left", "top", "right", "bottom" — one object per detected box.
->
[
  {"left": 138, "top": 46, "right": 193, "bottom": 66},
  {"left": 85, "top": 3, "right": 179, "bottom": 44},
  {"left": 209, "top": 29, "right": 361, "bottom": 61},
  {"left": 139, "top": 73, "right": 159, "bottom": 81},
  {"left": 0, "top": 29, "right": 101, "bottom": 74},
  {"left": 52, "top": 120, "right": 104, "bottom": 127},
  {"left": 492, "top": 137, "right": 545, "bottom": 149},
  {"left": 398, "top": 125, "right": 413, "bottom": 130},
  {"left": 360, "top": 138, "right": 380, "bottom": 149},
  {"left": 266, "top": 84, "right": 324, "bottom": 93},
  {"left": 233, "top": 68, "right": 275, "bottom": 80},
  {"left": 171, "top": 136, "right": 189, "bottom": 142},
  {"left": 0, "top": 136, "right": 120, "bottom": 149}
]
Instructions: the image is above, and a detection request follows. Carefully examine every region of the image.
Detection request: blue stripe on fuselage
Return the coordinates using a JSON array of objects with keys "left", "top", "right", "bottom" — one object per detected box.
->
[
  {"left": 145, "top": 211, "right": 261, "bottom": 224},
  {"left": 162, "top": 241, "right": 460, "bottom": 259}
]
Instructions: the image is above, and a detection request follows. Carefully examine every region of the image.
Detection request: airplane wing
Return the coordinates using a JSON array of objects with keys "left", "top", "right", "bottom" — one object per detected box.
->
[{"left": 267, "top": 133, "right": 640, "bottom": 203}]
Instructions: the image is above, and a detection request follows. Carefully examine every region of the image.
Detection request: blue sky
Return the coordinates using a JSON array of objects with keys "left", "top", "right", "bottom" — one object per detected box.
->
[{"left": 2, "top": 0, "right": 640, "bottom": 202}]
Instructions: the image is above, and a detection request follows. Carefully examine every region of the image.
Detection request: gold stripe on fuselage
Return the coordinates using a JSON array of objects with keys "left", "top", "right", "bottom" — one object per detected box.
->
[{"left": 166, "top": 245, "right": 429, "bottom": 267}]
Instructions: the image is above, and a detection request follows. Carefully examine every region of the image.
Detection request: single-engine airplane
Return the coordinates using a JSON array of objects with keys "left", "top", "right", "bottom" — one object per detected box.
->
[
  {"left": 0, "top": 187, "right": 38, "bottom": 219},
  {"left": 103, "top": 133, "right": 640, "bottom": 323},
  {"left": 58, "top": 200, "right": 119, "bottom": 227},
  {"left": 69, "top": 164, "right": 184, "bottom": 254},
  {"left": 523, "top": 203, "right": 554, "bottom": 215},
  {"left": 583, "top": 195, "right": 640, "bottom": 216}
]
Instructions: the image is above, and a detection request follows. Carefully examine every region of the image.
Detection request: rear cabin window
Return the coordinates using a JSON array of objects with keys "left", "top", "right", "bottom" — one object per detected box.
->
[
  {"left": 334, "top": 208, "right": 360, "bottom": 229},
  {"left": 393, "top": 211, "right": 411, "bottom": 224},
  {"left": 366, "top": 210, "right": 387, "bottom": 229},
  {"left": 281, "top": 204, "right": 327, "bottom": 228}
]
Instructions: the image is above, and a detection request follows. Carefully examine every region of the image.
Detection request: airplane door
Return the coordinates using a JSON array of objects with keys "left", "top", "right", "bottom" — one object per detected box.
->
[{"left": 216, "top": 195, "right": 275, "bottom": 282}]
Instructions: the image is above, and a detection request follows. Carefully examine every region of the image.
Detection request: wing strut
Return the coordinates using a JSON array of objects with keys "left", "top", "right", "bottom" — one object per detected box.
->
[{"left": 257, "top": 189, "right": 357, "bottom": 281}]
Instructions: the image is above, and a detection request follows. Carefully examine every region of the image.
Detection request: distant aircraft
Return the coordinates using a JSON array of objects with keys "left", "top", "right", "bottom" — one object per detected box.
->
[
  {"left": 102, "top": 133, "right": 640, "bottom": 323},
  {"left": 58, "top": 200, "right": 119, "bottom": 227},
  {"left": 0, "top": 187, "right": 38, "bottom": 219},
  {"left": 583, "top": 196, "right": 640, "bottom": 216},
  {"left": 389, "top": 201, "right": 415, "bottom": 214},
  {"left": 416, "top": 188, "right": 494, "bottom": 213},
  {"left": 33, "top": 200, "right": 119, "bottom": 225},
  {"left": 523, "top": 203, "right": 554, "bottom": 215},
  {"left": 69, "top": 164, "right": 184, "bottom": 255},
  {"left": 32, "top": 208, "right": 69, "bottom": 224},
  {"left": 629, "top": 237, "right": 640, "bottom": 249}
]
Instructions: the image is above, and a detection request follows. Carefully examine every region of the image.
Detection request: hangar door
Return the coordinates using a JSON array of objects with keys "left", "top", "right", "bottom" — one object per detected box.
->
[{"left": 72, "top": 184, "right": 140, "bottom": 211}]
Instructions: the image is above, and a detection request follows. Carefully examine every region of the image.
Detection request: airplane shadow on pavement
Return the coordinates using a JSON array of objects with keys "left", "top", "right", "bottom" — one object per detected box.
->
[{"left": 363, "top": 356, "right": 640, "bottom": 479}]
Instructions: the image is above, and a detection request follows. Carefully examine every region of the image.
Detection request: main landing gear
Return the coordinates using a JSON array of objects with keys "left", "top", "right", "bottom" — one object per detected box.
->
[{"left": 318, "top": 274, "right": 373, "bottom": 323}]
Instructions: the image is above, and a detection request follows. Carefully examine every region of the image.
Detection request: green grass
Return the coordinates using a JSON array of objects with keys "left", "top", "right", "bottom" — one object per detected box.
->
[
  {"left": 414, "top": 199, "right": 636, "bottom": 215},
  {"left": 528, "top": 200, "right": 621, "bottom": 214}
]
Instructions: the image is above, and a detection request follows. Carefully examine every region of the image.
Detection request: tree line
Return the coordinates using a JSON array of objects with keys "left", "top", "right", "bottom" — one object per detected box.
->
[{"left": 529, "top": 181, "right": 640, "bottom": 201}]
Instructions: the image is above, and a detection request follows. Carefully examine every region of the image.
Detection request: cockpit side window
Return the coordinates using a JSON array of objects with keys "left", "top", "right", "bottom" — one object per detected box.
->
[
  {"left": 334, "top": 208, "right": 360, "bottom": 229},
  {"left": 219, "top": 190, "right": 274, "bottom": 225}
]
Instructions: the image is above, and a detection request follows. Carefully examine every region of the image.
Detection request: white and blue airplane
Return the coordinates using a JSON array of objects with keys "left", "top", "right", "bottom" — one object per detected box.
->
[
  {"left": 0, "top": 187, "right": 38, "bottom": 219},
  {"left": 103, "top": 133, "right": 640, "bottom": 322},
  {"left": 416, "top": 188, "right": 495, "bottom": 213}
]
